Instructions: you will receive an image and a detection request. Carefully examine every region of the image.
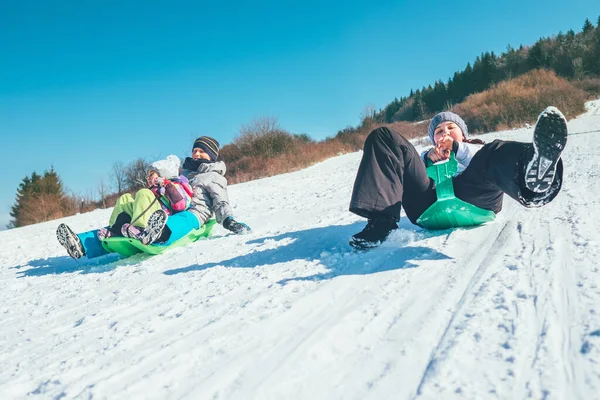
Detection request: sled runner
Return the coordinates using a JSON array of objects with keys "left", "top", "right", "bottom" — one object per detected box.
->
[
  {"left": 101, "top": 219, "right": 217, "bottom": 257},
  {"left": 417, "top": 154, "right": 496, "bottom": 230}
]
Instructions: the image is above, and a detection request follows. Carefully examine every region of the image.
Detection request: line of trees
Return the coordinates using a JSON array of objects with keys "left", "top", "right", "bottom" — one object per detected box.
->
[
  {"left": 373, "top": 16, "right": 600, "bottom": 124},
  {"left": 8, "top": 158, "right": 151, "bottom": 228},
  {"left": 8, "top": 16, "right": 600, "bottom": 229}
]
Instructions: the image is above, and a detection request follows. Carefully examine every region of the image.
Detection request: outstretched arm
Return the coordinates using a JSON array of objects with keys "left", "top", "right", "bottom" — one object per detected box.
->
[{"left": 202, "top": 176, "right": 234, "bottom": 224}]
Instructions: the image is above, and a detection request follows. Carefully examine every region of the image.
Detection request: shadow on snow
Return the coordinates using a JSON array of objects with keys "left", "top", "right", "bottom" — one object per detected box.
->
[
  {"left": 12, "top": 252, "right": 141, "bottom": 277},
  {"left": 14, "top": 221, "right": 454, "bottom": 279},
  {"left": 164, "top": 220, "right": 452, "bottom": 283}
]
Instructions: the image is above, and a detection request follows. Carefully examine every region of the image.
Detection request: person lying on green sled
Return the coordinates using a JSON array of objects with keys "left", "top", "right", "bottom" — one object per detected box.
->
[
  {"left": 349, "top": 106, "right": 568, "bottom": 250},
  {"left": 57, "top": 136, "right": 251, "bottom": 260}
]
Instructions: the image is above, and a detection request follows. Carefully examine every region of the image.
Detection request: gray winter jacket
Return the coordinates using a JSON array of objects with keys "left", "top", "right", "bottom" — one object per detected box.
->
[{"left": 182, "top": 161, "right": 233, "bottom": 225}]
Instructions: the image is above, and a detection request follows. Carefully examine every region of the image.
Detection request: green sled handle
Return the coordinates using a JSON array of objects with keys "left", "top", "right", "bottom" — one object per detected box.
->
[
  {"left": 416, "top": 153, "right": 496, "bottom": 230},
  {"left": 101, "top": 219, "right": 217, "bottom": 257}
]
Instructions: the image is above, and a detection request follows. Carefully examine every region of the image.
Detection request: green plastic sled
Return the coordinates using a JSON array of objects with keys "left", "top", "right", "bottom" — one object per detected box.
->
[
  {"left": 101, "top": 219, "right": 217, "bottom": 257},
  {"left": 416, "top": 154, "right": 495, "bottom": 230}
]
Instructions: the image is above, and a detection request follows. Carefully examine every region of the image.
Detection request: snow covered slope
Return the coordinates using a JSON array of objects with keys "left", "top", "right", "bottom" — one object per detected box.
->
[{"left": 2, "top": 101, "right": 600, "bottom": 399}]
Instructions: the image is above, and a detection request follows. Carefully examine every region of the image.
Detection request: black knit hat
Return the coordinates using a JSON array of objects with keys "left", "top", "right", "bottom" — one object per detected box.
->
[{"left": 192, "top": 136, "right": 220, "bottom": 161}]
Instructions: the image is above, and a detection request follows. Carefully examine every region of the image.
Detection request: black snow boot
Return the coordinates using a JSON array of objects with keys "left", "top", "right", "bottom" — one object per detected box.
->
[
  {"left": 524, "top": 106, "right": 568, "bottom": 193},
  {"left": 349, "top": 216, "right": 398, "bottom": 250}
]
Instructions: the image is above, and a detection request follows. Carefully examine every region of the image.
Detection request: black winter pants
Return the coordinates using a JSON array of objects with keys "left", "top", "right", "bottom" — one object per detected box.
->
[{"left": 349, "top": 127, "right": 563, "bottom": 225}]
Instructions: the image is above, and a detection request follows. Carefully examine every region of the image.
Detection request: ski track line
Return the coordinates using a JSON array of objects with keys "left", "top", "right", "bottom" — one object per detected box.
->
[
  {"left": 561, "top": 187, "right": 600, "bottom": 391},
  {"left": 67, "top": 279, "right": 293, "bottom": 395},
  {"left": 508, "top": 214, "right": 549, "bottom": 400},
  {"left": 214, "top": 222, "right": 511, "bottom": 399},
  {"left": 191, "top": 259, "right": 424, "bottom": 398},
  {"left": 516, "top": 136, "right": 599, "bottom": 399},
  {"left": 514, "top": 216, "right": 579, "bottom": 400},
  {"left": 217, "top": 276, "right": 378, "bottom": 399},
  {"left": 72, "top": 249, "right": 362, "bottom": 397},
  {"left": 176, "top": 247, "right": 423, "bottom": 399},
  {"left": 218, "top": 258, "right": 450, "bottom": 400},
  {"left": 406, "top": 206, "right": 548, "bottom": 399},
  {"left": 201, "top": 228, "right": 483, "bottom": 399},
  {"left": 2, "top": 266, "right": 204, "bottom": 380},
  {"left": 553, "top": 221, "right": 587, "bottom": 400},
  {"left": 129, "top": 276, "right": 367, "bottom": 398},
  {"left": 5, "top": 226, "right": 352, "bottom": 397},
  {"left": 413, "top": 219, "right": 514, "bottom": 398},
  {"left": 3, "top": 259, "right": 250, "bottom": 392},
  {"left": 122, "top": 231, "right": 455, "bottom": 399}
]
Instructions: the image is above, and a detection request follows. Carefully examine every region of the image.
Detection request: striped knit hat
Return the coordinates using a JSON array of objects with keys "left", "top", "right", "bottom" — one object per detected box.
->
[{"left": 192, "top": 136, "right": 220, "bottom": 161}]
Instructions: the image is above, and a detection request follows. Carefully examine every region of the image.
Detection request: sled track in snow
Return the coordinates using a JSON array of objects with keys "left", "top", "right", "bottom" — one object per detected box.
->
[
  {"left": 510, "top": 208, "right": 592, "bottom": 399},
  {"left": 413, "top": 219, "right": 514, "bottom": 397}
]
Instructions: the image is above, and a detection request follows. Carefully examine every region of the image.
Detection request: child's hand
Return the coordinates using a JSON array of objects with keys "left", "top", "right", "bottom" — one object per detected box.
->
[
  {"left": 436, "top": 136, "right": 454, "bottom": 159},
  {"left": 156, "top": 177, "right": 169, "bottom": 187},
  {"left": 427, "top": 146, "right": 447, "bottom": 162}
]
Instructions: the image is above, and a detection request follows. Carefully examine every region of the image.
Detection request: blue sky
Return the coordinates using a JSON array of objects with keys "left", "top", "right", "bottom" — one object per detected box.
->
[{"left": 1, "top": 0, "right": 598, "bottom": 229}]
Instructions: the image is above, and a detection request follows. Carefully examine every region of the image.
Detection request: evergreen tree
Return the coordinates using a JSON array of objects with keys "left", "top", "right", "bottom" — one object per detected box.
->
[
  {"left": 527, "top": 40, "right": 550, "bottom": 70},
  {"left": 9, "top": 175, "right": 34, "bottom": 227},
  {"left": 383, "top": 98, "right": 402, "bottom": 122},
  {"left": 462, "top": 63, "right": 474, "bottom": 96},
  {"left": 9, "top": 169, "right": 68, "bottom": 227},
  {"left": 583, "top": 18, "right": 594, "bottom": 34},
  {"left": 40, "top": 167, "right": 64, "bottom": 196},
  {"left": 592, "top": 21, "right": 600, "bottom": 74},
  {"left": 412, "top": 91, "right": 428, "bottom": 120}
]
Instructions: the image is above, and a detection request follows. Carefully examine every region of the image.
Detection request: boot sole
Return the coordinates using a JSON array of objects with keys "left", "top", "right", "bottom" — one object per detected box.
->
[
  {"left": 525, "top": 106, "right": 568, "bottom": 193},
  {"left": 56, "top": 223, "right": 85, "bottom": 259},
  {"left": 140, "top": 210, "right": 168, "bottom": 245}
]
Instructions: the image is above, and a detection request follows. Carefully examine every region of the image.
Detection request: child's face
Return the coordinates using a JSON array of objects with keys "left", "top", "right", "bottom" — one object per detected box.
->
[
  {"left": 146, "top": 171, "right": 159, "bottom": 186},
  {"left": 192, "top": 147, "right": 211, "bottom": 161},
  {"left": 433, "top": 121, "right": 464, "bottom": 144}
]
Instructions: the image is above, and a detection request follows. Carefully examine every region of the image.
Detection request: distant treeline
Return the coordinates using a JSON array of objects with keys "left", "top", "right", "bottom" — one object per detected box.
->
[
  {"left": 9, "top": 160, "right": 151, "bottom": 228},
  {"left": 371, "top": 16, "right": 600, "bottom": 125},
  {"left": 8, "top": 16, "right": 600, "bottom": 228}
]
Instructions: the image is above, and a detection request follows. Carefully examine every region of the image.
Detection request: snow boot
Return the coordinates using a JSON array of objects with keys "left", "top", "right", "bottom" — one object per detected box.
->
[
  {"left": 96, "top": 227, "right": 112, "bottom": 241},
  {"left": 524, "top": 106, "right": 568, "bottom": 193},
  {"left": 56, "top": 223, "right": 86, "bottom": 260},
  {"left": 121, "top": 223, "right": 142, "bottom": 239},
  {"left": 139, "top": 209, "right": 169, "bottom": 245},
  {"left": 349, "top": 216, "right": 398, "bottom": 250}
]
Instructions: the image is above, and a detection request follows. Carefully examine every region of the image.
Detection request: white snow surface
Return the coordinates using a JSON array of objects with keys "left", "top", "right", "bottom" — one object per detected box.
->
[{"left": 2, "top": 101, "right": 600, "bottom": 400}]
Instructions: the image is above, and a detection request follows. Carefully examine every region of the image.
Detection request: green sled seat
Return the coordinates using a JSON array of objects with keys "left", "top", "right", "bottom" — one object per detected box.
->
[
  {"left": 416, "top": 154, "right": 495, "bottom": 230},
  {"left": 101, "top": 219, "right": 217, "bottom": 257}
]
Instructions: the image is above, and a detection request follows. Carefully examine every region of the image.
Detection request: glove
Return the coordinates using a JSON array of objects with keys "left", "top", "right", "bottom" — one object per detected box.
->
[{"left": 223, "top": 216, "right": 251, "bottom": 234}]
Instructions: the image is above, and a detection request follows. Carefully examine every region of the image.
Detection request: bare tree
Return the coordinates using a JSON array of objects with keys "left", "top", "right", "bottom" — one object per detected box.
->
[
  {"left": 234, "top": 116, "right": 296, "bottom": 158},
  {"left": 125, "top": 158, "right": 150, "bottom": 191},
  {"left": 237, "top": 116, "right": 280, "bottom": 140},
  {"left": 360, "top": 104, "right": 377, "bottom": 126},
  {"left": 111, "top": 161, "right": 127, "bottom": 195},
  {"left": 97, "top": 179, "right": 108, "bottom": 208}
]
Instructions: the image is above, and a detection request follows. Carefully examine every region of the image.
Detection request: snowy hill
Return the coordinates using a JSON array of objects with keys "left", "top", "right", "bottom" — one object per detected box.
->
[{"left": 2, "top": 100, "right": 600, "bottom": 399}]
